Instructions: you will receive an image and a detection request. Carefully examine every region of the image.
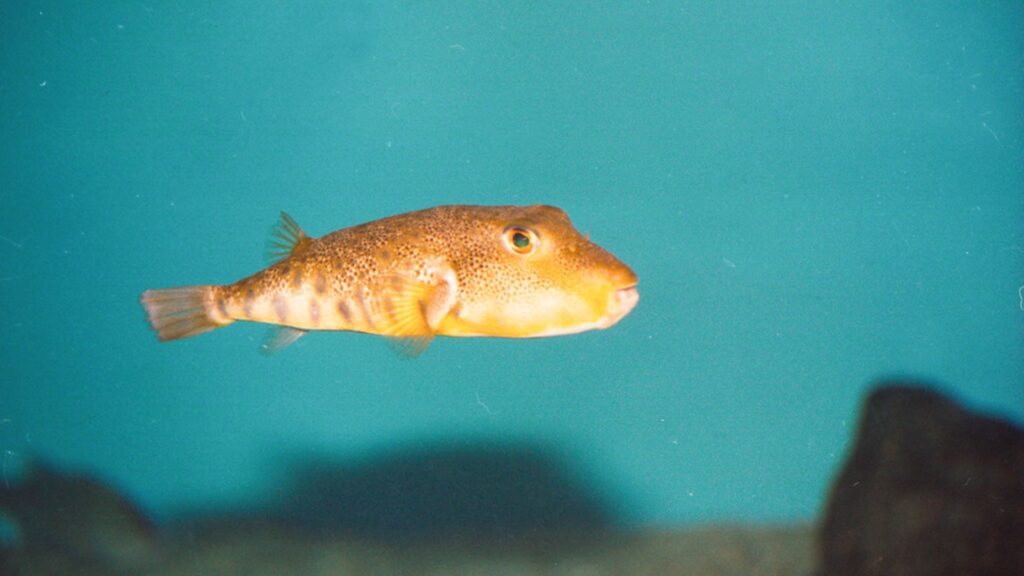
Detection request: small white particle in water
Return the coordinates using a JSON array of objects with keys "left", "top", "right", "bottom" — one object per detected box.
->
[
  {"left": 240, "top": 111, "right": 247, "bottom": 121},
  {"left": 475, "top": 391, "right": 494, "bottom": 415},
  {"left": 449, "top": 44, "right": 465, "bottom": 51},
  {"left": 0, "top": 235, "right": 25, "bottom": 250},
  {"left": 117, "top": 24, "right": 124, "bottom": 30},
  {"left": 982, "top": 121, "right": 1000, "bottom": 142},
  {"left": 1018, "top": 285, "right": 1023, "bottom": 311},
  {"left": 38, "top": 80, "right": 47, "bottom": 87},
  {"left": 722, "top": 257, "right": 736, "bottom": 268}
]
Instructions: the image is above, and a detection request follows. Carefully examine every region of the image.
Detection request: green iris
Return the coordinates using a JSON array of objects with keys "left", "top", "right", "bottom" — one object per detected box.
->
[{"left": 512, "top": 232, "right": 530, "bottom": 248}]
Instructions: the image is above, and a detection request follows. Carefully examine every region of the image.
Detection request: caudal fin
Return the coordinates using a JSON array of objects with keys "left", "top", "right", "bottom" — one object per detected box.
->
[{"left": 140, "top": 285, "right": 230, "bottom": 342}]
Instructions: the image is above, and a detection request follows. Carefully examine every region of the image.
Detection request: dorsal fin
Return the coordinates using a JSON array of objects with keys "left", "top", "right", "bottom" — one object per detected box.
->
[{"left": 266, "top": 211, "right": 311, "bottom": 262}]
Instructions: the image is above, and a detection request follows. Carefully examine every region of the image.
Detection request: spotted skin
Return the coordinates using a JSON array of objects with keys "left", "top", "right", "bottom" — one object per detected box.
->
[{"left": 141, "top": 205, "right": 638, "bottom": 353}]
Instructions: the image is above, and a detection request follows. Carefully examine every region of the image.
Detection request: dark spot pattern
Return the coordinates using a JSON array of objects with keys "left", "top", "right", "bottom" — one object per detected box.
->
[
  {"left": 309, "top": 299, "right": 320, "bottom": 325},
  {"left": 243, "top": 288, "right": 255, "bottom": 317},
  {"left": 356, "top": 291, "right": 374, "bottom": 328},
  {"left": 220, "top": 204, "right": 635, "bottom": 338},
  {"left": 273, "top": 294, "right": 288, "bottom": 321},
  {"left": 337, "top": 300, "right": 352, "bottom": 323}
]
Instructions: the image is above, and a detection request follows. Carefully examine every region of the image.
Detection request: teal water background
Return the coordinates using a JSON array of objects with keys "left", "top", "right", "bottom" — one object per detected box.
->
[{"left": 2, "top": 1, "right": 1021, "bottom": 527}]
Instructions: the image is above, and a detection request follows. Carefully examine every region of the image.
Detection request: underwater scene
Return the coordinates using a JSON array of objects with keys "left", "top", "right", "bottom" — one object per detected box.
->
[{"left": 2, "top": 1, "right": 1022, "bottom": 575}]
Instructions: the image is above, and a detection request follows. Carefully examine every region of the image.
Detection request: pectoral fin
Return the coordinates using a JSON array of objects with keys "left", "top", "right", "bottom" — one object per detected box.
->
[{"left": 380, "top": 262, "right": 457, "bottom": 357}]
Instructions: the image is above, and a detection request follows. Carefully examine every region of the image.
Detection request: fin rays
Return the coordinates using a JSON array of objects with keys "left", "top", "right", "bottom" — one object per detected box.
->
[
  {"left": 379, "top": 263, "right": 457, "bottom": 358},
  {"left": 386, "top": 335, "right": 433, "bottom": 358},
  {"left": 259, "top": 326, "right": 308, "bottom": 355},
  {"left": 140, "top": 286, "right": 228, "bottom": 342},
  {"left": 266, "top": 211, "right": 311, "bottom": 262}
]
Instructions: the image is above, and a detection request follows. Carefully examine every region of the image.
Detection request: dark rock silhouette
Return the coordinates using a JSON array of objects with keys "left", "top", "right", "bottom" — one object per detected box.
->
[
  {"left": 816, "top": 382, "right": 1024, "bottom": 576},
  {"left": 0, "top": 461, "right": 158, "bottom": 572},
  {"left": 265, "top": 441, "right": 614, "bottom": 539},
  {"left": 0, "top": 445, "right": 814, "bottom": 575}
]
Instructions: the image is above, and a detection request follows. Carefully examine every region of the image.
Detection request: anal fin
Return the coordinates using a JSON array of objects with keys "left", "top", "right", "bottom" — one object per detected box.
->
[
  {"left": 259, "top": 326, "right": 308, "bottom": 355},
  {"left": 386, "top": 334, "right": 434, "bottom": 359}
]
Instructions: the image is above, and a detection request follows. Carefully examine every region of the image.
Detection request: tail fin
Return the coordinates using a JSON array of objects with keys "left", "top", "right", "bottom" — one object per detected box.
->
[{"left": 140, "top": 285, "right": 230, "bottom": 342}]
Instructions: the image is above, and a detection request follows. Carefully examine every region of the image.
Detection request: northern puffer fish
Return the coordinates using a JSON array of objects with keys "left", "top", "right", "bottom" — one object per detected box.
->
[{"left": 140, "top": 205, "right": 638, "bottom": 356}]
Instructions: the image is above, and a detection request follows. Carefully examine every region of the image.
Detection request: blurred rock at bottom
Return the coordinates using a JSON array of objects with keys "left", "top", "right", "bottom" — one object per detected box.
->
[
  {"left": 2, "top": 380, "right": 1022, "bottom": 575},
  {"left": 816, "top": 381, "right": 1024, "bottom": 576},
  {"left": 0, "top": 463, "right": 812, "bottom": 576},
  {"left": 7, "top": 522, "right": 815, "bottom": 576}
]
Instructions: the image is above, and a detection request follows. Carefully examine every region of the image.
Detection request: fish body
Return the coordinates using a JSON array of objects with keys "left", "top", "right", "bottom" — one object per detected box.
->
[{"left": 141, "top": 205, "right": 638, "bottom": 355}]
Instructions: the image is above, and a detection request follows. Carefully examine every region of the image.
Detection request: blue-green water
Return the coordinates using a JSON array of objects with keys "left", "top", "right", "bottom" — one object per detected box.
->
[{"left": 1, "top": 1, "right": 1021, "bottom": 530}]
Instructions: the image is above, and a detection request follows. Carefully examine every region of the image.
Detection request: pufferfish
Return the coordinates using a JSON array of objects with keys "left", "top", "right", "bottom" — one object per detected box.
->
[{"left": 140, "top": 205, "right": 638, "bottom": 356}]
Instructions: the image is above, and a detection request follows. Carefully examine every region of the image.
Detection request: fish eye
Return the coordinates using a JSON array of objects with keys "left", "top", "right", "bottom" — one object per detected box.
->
[{"left": 503, "top": 226, "right": 537, "bottom": 254}]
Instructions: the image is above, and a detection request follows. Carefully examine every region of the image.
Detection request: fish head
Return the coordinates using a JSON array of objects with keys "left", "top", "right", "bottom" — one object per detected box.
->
[{"left": 443, "top": 205, "right": 638, "bottom": 338}]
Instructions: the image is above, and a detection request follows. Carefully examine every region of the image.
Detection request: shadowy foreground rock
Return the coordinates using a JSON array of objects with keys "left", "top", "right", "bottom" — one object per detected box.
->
[
  {"left": 4, "top": 381, "right": 1022, "bottom": 575},
  {"left": 3, "top": 500, "right": 813, "bottom": 576},
  {"left": 816, "top": 382, "right": 1024, "bottom": 576},
  {"left": 0, "top": 454, "right": 812, "bottom": 575}
]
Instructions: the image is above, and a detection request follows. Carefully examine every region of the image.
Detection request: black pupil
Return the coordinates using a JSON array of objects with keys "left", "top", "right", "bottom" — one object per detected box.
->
[{"left": 513, "top": 232, "right": 530, "bottom": 248}]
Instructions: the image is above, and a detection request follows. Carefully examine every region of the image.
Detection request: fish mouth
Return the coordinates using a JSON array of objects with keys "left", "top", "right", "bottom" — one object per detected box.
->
[{"left": 600, "top": 285, "right": 639, "bottom": 328}]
